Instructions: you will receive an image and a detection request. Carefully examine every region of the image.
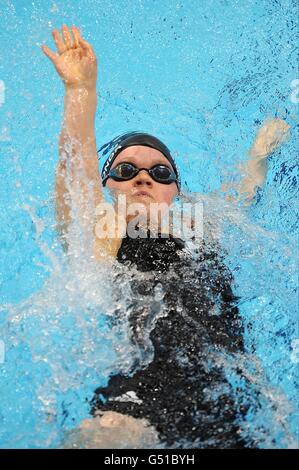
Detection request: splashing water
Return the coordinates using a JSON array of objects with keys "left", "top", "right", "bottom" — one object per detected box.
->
[
  {"left": 0, "top": 189, "right": 298, "bottom": 448},
  {"left": 0, "top": 0, "right": 298, "bottom": 450}
]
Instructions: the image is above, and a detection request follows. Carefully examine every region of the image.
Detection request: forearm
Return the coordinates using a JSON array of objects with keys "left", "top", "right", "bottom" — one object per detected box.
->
[
  {"left": 236, "top": 146, "right": 268, "bottom": 200},
  {"left": 58, "top": 86, "right": 99, "bottom": 174},
  {"left": 219, "top": 149, "right": 268, "bottom": 205},
  {"left": 55, "top": 86, "right": 103, "bottom": 237}
]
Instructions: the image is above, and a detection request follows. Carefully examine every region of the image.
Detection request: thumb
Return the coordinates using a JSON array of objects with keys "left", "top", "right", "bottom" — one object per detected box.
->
[
  {"left": 42, "top": 45, "right": 66, "bottom": 77},
  {"left": 42, "top": 45, "right": 59, "bottom": 64}
]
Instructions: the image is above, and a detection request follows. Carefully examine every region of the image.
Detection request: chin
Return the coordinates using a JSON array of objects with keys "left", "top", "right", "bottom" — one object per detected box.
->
[{"left": 131, "top": 195, "right": 154, "bottom": 204}]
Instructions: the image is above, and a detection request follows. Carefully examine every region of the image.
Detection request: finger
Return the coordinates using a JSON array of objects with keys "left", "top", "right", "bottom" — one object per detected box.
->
[
  {"left": 71, "top": 25, "right": 80, "bottom": 48},
  {"left": 79, "top": 37, "right": 96, "bottom": 61},
  {"left": 42, "top": 46, "right": 66, "bottom": 77},
  {"left": 278, "top": 120, "right": 290, "bottom": 133},
  {"left": 73, "top": 26, "right": 94, "bottom": 54},
  {"left": 278, "top": 124, "right": 291, "bottom": 141},
  {"left": 72, "top": 25, "right": 84, "bottom": 43},
  {"left": 62, "top": 24, "right": 73, "bottom": 49},
  {"left": 78, "top": 35, "right": 91, "bottom": 50},
  {"left": 52, "top": 28, "right": 66, "bottom": 55},
  {"left": 42, "top": 45, "right": 59, "bottom": 63}
]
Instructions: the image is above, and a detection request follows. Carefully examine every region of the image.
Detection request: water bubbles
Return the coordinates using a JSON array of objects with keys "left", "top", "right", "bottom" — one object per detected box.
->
[
  {"left": 154, "top": 282, "right": 164, "bottom": 301},
  {"left": 0, "top": 140, "right": 297, "bottom": 448},
  {"left": 50, "top": 4, "right": 59, "bottom": 14}
]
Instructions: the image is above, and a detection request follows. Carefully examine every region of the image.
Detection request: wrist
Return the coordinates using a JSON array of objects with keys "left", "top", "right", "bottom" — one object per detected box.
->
[
  {"left": 64, "top": 85, "right": 97, "bottom": 115},
  {"left": 248, "top": 144, "right": 268, "bottom": 159},
  {"left": 65, "top": 83, "right": 97, "bottom": 97}
]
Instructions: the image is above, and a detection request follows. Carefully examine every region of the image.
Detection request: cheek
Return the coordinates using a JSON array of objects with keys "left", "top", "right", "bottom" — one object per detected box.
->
[
  {"left": 155, "top": 184, "right": 177, "bottom": 204},
  {"left": 105, "top": 179, "right": 132, "bottom": 193}
]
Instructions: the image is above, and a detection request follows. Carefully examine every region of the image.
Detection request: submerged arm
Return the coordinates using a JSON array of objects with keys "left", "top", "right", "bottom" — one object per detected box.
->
[{"left": 222, "top": 118, "right": 290, "bottom": 205}]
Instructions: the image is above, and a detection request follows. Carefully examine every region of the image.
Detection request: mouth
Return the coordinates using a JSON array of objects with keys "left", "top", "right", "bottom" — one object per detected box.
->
[{"left": 133, "top": 191, "right": 153, "bottom": 199}]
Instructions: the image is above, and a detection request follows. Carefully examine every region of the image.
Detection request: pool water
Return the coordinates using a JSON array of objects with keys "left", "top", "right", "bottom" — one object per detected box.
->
[{"left": 0, "top": 0, "right": 298, "bottom": 448}]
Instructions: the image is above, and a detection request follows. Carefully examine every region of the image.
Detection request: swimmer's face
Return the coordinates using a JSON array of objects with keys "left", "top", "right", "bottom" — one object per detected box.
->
[{"left": 105, "top": 145, "right": 179, "bottom": 207}]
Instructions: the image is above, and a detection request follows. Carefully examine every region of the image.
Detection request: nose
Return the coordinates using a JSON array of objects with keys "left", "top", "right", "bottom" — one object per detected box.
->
[{"left": 133, "top": 169, "right": 153, "bottom": 187}]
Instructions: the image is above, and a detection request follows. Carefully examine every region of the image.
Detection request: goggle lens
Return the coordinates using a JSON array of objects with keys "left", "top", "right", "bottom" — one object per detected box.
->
[{"left": 109, "top": 163, "right": 176, "bottom": 184}]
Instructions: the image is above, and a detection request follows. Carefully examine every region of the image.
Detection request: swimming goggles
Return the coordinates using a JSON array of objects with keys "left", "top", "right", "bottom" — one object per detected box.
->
[{"left": 104, "top": 162, "right": 178, "bottom": 185}]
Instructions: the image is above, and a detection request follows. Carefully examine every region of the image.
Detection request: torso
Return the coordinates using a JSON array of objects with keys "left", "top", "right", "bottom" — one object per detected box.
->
[{"left": 91, "top": 230, "right": 247, "bottom": 448}]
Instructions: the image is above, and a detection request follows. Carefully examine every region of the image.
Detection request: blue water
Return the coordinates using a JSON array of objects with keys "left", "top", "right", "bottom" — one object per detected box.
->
[{"left": 0, "top": 0, "right": 298, "bottom": 448}]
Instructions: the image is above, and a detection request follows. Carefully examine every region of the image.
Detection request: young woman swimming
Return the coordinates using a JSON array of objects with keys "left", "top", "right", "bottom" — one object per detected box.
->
[{"left": 42, "top": 25, "right": 290, "bottom": 448}]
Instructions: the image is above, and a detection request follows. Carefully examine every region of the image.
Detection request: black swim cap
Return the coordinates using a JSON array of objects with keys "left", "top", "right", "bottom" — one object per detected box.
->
[{"left": 98, "top": 132, "right": 181, "bottom": 191}]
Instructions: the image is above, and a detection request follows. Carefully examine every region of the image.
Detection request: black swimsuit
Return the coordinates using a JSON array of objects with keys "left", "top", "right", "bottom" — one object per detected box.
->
[{"left": 90, "top": 231, "right": 247, "bottom": 448}]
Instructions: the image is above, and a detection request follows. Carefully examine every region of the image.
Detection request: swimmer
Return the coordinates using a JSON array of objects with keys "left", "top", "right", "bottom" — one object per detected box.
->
[
  {"left": 42, "top": 25, "right": 290, "bottom": 448},
  {"left": 42, "top": 25, "right": 290, "bottom": 255}
]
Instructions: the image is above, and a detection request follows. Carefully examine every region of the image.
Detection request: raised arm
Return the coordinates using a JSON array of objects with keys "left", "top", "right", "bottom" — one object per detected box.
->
[
  {"left": 222, "top": 118, "right": 290, "bottom": 205},
  {"left": 42, "top": 25, "right": 103, "bottom": 249}
]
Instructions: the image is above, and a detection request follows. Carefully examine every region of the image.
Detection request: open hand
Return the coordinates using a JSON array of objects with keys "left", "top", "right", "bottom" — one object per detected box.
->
[
  {"left": 251, "top": 118, "right": 290, "bottom": 158},
  {"left": 42, "top": 24, "right": 97, "bottom": 90}
]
